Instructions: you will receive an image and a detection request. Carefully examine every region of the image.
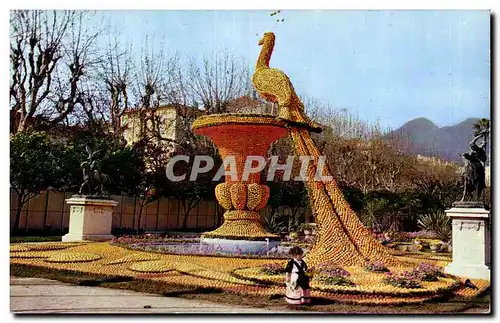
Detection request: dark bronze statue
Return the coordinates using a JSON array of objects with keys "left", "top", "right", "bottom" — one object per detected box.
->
[
  {"left": 460, "top": 130, "right": 488, "bottom": 202},
  {"left": 79, "top": 145, "right": 109, "bottom": 197}
]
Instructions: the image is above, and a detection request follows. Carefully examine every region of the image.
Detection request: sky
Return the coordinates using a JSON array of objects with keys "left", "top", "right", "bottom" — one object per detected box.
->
[{"left": 96, "top": 10, "right": 490, "bottom": 130}]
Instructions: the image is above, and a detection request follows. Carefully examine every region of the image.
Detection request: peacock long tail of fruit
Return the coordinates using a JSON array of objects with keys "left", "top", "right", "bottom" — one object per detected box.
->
[{"left": 289, "top": 127, "right": 403, "bottom": 267}]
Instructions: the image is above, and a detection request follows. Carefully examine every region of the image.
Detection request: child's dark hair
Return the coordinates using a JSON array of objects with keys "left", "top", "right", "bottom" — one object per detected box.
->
[{"left": 289, "top": 246, "right": 304, "bottom": 256}]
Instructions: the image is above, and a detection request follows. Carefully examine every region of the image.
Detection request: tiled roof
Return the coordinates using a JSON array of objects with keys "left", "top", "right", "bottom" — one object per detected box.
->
[
  {"left": 123, "top": 104, "right": 203, "bottom": 118},
  {"left": 225, "top": 96, "right": 269, "bottom": 112}
]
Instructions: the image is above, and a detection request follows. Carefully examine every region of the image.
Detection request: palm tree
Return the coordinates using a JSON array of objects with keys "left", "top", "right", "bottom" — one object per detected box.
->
[
  {"left": 473, "top": 118, "right": 490, "bottom": 167},
  {"left": 473, "top": 118, "right": 490, "bottom": 136}
]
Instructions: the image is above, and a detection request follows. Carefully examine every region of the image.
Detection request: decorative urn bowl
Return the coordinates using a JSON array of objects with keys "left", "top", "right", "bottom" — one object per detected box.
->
[{"left": 192, "top": 114, "right": 288, "bottom": 253}]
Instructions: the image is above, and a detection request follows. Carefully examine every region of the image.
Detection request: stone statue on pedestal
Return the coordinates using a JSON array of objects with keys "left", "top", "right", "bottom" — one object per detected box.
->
[
  {"left": 78, "top": 145, "right": 110, "bottom": 197},
  {"left": 445, "top": 125, "right": 490, "bottom": 280},
  {"left": 459, "top": 130, "right": 488, "bottom": 204},
  {"left": 64, "top": 145, "right": 117, "bottom": 242}
]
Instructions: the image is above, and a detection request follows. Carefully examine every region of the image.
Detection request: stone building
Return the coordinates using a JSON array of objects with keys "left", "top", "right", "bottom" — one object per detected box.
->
[
  {"left": 416, "top": 154, "right": 456, "bottom": 167},
  {"left": 224, "top": 96, "right": 272, "bottom": 114},
  {"left": 121, "top": 105, "right": 203, "bottom": 152},
  {"left": 121, "top": 96, "right": 272, "bottom": 150}
]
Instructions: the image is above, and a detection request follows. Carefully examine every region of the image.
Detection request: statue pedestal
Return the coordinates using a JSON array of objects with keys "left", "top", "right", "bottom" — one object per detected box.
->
[
  {"left": 444, "top": 206, "right": 490, "bottom": 280},
  {"left": 62, "top": 196, "right": 118, "bottom": 242}
]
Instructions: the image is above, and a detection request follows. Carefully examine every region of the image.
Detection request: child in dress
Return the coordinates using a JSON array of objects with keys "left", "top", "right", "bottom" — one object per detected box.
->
[{"left": 284, "top": 246, "right": 313, "bottom": 305}]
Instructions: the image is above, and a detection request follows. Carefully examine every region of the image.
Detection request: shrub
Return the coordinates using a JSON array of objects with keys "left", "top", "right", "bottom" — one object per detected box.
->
[
  {"left": 316, "top": 263, "right": 351, "bottom": 277},
  {"left": 372, "top": 232, "right": 392, "bottom": 244},
  {"left": 262, "top": 212, "right": 287, "bottom": 234},
  {"left": 316, "top": 275, "right": 355, "bottom": 286},
  {"left": 365, "top": 261, "right": 389, "bottom": 273},
  {"left": 411, "top": 263, "right": 445, "bottom": 281},
  {"left": 383, "top": 271, "right": 421, "bottom": 289},
  {"left": 386, "top": 231, "right": 409, "bottom": 242},
  {"left": 111, "top": 227, "right": 146, "bottom": 236},
  {"left": 399, "top": 231, "right": 438, "bottom": 240},
  {"left": 260, "top": 263, "right": 286, "bottom": 275},
  {"left": 417, "top": 211, "right": 452, "bottom": 242}
]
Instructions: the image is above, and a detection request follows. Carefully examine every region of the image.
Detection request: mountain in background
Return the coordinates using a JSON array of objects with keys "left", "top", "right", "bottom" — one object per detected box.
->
[{"left": 384, "top": 117, "right": 485, "bottom": 164}]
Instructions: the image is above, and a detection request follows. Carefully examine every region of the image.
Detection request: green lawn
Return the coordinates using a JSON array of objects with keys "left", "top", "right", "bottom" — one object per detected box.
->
[{"left": 10, "top": 236, "right": 62, "bottom": 243}]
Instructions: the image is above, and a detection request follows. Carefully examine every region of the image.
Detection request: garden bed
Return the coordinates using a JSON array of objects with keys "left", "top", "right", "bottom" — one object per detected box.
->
[
  {"left": 10, "top": 262, "right": 491, "bottom": 314},
  {"left": 232, "top": 266, "right": 460, "bottom": 297},
  {"left": 9, "top": 241, "right": 489, "bottom": 308}
]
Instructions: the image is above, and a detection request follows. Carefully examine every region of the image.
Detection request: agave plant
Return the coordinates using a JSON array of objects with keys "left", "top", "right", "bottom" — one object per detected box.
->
[
  {"left": 361, "top": 198, "right": 388, "bottom": 230},
  {"left": 417, "top": 210, "right": 452, "bottom": 242},
  {"left": 262, "top": 212, "right": 287, "bottom": 234}
]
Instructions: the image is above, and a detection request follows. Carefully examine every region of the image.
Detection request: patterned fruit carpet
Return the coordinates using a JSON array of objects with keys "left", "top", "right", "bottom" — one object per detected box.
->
[{"left": 10, "top": 242, "right": 490, "bottom": 306}]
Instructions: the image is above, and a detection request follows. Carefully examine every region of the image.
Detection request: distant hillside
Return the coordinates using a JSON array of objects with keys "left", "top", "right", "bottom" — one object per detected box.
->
[{"left": 385, "top": 117, "right": 485, "bottom": 164}]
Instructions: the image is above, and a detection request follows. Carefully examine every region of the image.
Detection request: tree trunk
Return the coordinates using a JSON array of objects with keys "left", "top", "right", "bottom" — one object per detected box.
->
[
  {"left": 155, "top": 198, "right": 160, "bottom": 231},
  {"left": 181, "top": 200, "right": 190, "bottom": 229},
  {"left": 137, "top": 203, "right": 144, "bottom": 230},
  {"left": 42, "top": 190, "right": 50, "bottom": 230},
  {"left": 13, "top": 194, "right": 25, "bottom": 233},
  {"left": 182, "top": 212, "right": 190, "bottom": 229},
  {"left": 131, "top": 196, "right": 137, "bottom": 230},
  {"left": 16, "top": 115, "right": 28, "bottom": 134}
]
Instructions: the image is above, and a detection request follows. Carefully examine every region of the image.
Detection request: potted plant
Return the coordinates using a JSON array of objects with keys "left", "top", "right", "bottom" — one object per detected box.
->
[{"left": 429, "top": 242, "right": 441, "bottom": 253}]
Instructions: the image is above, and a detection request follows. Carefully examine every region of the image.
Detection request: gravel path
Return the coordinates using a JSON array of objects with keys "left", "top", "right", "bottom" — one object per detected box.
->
[{"left": 10, "top": 276, "right": 290, "bottom": 314}]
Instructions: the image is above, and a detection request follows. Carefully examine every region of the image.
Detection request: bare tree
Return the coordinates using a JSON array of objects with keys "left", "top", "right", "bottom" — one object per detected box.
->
[
  {"left": 10, "top": 10, "right": 104, "bottom": 133},
  {"left": 95, "top": 30, "right": 133, "bottom": 137},
  {"left": 76, "top": 80, "right": 111, "bottom": 133},
  {"left": 126, "top": 36, "right": 188, "bottom": 142},
  {"left": 303, "top": 95, "right": 382, "bottom": 140},
  {"left": 132, "top": 35, "right": 165, "bottom": 111},
  {"left": 185, "top": 50, "right": 251, "bottom": 114}
]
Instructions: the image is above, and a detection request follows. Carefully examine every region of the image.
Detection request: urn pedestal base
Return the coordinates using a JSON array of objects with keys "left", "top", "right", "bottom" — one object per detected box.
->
[
  {"left": 62, "top": 196, "right": 118, "bottom": 242},
  {"left": 443, "top": 207, "right": 490, "bottom": 280},
  {"left": 202, "top": 210, "right": 278, "bottom": 241},
  {"left": 201, "top": 208, "right": 280, "bottom": 255}
]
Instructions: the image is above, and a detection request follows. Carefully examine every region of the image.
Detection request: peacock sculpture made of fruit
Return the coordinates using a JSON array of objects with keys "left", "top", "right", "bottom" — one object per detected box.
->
[{"left": 251, "top": 32, "right": 402, "bottom": 267}]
